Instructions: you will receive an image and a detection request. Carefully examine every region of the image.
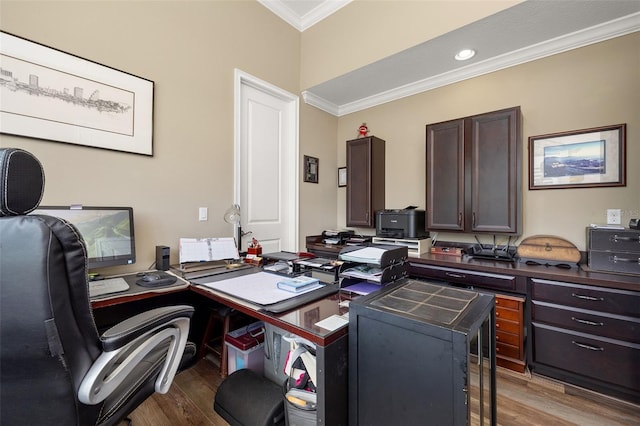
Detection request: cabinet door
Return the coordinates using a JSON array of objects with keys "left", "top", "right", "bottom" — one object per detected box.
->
[
  {"left": 469, "top": 107, "right": 521, "bottom": 234},
  {"left": 346, "top": 137, "right": 385, "bottom": 227},
  {"left": 426, "top": 119, "right": 465, "bottom": 231}
]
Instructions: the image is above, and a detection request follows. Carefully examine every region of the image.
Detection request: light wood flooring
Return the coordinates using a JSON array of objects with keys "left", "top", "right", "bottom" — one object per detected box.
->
[{"left": 120, "top": 358, "right": 640, "bottom": 426}]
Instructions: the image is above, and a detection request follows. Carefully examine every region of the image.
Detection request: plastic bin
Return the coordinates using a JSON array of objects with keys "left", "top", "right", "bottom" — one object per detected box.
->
[{"left": 225, "top": 322, "right": 265, "bottom": 375}]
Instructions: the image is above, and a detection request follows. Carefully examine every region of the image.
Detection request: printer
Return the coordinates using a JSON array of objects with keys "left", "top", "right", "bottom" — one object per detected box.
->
[{"left": 376, "top": 209, "right": 429, "bottom": 239}]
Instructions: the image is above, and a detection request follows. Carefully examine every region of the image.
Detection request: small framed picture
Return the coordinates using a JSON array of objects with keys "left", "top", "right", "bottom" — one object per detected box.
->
[
  {"left": 338, "top": 167, "right": 347, "bottom": 187},
  {"left": 304, "top": 155, "right": 319, "bottom": 183}
]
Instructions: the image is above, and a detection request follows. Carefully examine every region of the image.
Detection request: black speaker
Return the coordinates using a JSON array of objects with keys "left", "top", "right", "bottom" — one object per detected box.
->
[{"left": 156, "top": 245, "right": 170, "bottom": 271}]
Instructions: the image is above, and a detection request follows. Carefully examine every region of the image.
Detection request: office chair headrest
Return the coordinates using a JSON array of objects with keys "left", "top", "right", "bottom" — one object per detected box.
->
[{"left": 0, "top": 148, "right": 45, "bottom": 217}]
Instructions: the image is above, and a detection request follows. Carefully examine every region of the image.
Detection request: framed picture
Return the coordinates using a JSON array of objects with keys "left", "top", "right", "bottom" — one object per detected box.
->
[
  {"left": 338, "top": 167, "right": 347, "bottom": 187},
  {"left": 528, "top": 124, "right": 626, "bottom": 190},
  {"left": 0, "top": 31, "right": 154, "bottom": 156},
  {"left": 304, "top": 155, "right": 319, "bottom": 183}
]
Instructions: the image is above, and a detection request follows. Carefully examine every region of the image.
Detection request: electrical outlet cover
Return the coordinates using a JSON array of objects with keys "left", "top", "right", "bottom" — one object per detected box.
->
[{"left": 606, "top": 209, "right": 621, "bottom": 225}]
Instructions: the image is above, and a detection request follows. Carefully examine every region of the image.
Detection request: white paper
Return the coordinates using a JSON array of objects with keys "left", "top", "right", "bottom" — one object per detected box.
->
[
  {"left": 339, "top": 247, "right": 386, "bottom": 264},
  {"left": 315, "top": 314, "right": 349, "bottom": 331},
  {"left": 198, "top": 271, "right": 323, "bottom": 305},
  {"left": 179, "top": 237, "right": 239, "bottom": 263}
]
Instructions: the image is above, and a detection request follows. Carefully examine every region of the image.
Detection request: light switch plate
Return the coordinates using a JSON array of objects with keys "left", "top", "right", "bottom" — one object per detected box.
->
[
  {"left": 199, "top": 207, "right": 208, "bottom": 221},
  {"left": 606, "top": 209, "right": 621, "bottom": 225}
]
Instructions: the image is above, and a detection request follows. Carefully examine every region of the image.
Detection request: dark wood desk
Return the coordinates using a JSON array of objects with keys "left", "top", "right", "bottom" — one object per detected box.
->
[{"left": 92, "top": 274, "right": 351, "bottom": 425}]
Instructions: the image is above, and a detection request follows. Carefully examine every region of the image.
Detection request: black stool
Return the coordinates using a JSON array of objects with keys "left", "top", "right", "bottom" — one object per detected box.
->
[{"left": 214, "top": 369, "right": 285, "bottom": 426}]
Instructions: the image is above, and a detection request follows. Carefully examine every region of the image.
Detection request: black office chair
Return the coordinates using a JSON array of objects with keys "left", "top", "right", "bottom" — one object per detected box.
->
[{"left": 0, "top": 147, "right": 197, "bottom": 425}]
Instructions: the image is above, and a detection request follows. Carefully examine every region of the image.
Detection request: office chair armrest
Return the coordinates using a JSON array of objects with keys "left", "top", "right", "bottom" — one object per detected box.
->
[
  {"left": 100, "top": 305, "right": 194, "bottom": 351},
  {"left": 78, "top": 305, "right": 194, "bottom": 405}
]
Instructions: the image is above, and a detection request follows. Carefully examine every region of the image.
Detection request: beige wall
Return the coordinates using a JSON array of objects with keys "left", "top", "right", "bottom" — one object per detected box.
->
[
  {"left": 334, "top": 33, "right": 640, "bottom": 250},
  {"left": 0, "top": 1, "right": 338, "bottom": 274}
]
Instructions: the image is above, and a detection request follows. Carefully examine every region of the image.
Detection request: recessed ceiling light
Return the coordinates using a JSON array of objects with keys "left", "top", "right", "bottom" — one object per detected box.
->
[{"left": 455, "top": 49, "right": 476, "bottom": 61}]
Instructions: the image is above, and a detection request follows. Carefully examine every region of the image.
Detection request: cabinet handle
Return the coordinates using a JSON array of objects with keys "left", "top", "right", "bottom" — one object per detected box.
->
[
  {"left": 445, "top": 272, "right": 466, "bottom": 279},
  {"left": 571, "top": 317, "right": 604, "bottom": 327},
  {"left": 572, "top": 341, "right": 604, "bottom": 351},
  {"left": 609, "top": 255, "right": 640, "bottom": 264},
  {"left": 571, "top": 293, "right": 604, "bottom": 301},
  {"left": 610, "top": 235, "right": 640, "bottom": 243},
  {"left": 472, "top": 212, "right": 476, "bottom": 227},
  {"left": 458, "top": 212, "right": 462, "bottom": 226}
]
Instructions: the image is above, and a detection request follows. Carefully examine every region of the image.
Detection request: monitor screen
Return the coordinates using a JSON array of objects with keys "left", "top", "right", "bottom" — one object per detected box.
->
[{"left": 34, "top": 206, "right": 136, "bottom": 271}]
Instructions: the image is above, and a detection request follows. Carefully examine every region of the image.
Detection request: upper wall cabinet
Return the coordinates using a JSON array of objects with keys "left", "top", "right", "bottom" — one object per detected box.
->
[
  {"left": 426, "top": 107, "right": 522, "bottom": 235},
  {"left": 346, "top": 136, "right": 385, "bottom": 228}
]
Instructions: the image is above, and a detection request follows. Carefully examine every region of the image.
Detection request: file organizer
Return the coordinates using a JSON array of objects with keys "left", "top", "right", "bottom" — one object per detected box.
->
[{"left": 338, "top": 244, "right": 408, "bottom": 291}]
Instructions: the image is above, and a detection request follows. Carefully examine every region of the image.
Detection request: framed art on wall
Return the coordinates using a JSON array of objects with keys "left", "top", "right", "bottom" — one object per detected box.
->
[
  {"left": 0, "top": 31, "right": 154, "bottom": 156},
  {"left": 338, "top": 167, "right": 347, "bottom": 187},
  {"left": 528, "top": 124, "right": 626, "bottom": 190},
  {"left": 304, "top": 155, "right": 318, "bottom": 183}
]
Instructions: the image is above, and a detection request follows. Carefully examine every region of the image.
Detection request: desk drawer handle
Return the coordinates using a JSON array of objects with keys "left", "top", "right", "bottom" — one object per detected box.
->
[
  {"left": 445, "top": 272, "right": 466, "bottom": 279},
  {"left": 572, "top": 341, "right": 604, "bottom": 351},
  {"left": 571, "top": 317, "right": 604, "bottom": 327},
  {"left": 610, "top": 235, "right": 640, "bottom": 243},
  {"left": 571, "top": 293, "right": 604, "bottom": 302}
]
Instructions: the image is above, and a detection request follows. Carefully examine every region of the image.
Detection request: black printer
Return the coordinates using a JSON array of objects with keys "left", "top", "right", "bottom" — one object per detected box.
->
[{"left": 376, "top": 209, "right": 429, "bottom": 239}]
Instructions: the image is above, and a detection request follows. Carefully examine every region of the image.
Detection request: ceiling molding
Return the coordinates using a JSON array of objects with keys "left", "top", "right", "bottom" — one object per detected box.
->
[
  {"left": 258, "top": 0, "right": 351, "bottom": 32},
  {"left": 304, "top": 12, "right": 640, "bottom": 117}
]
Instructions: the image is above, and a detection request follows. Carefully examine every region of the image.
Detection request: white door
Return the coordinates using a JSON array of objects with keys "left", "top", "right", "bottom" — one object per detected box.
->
[{"left": 234, "top": 69, "right": 299, "bottom": 254}]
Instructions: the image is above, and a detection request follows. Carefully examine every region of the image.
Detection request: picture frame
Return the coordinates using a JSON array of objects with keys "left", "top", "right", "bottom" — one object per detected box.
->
[
  {"left": 338, "top": 167, "right": 347, "bottom": 187},
  {"left": 0, "top": 31, "right": 154, "bottom": 156},
  {"left": 304, "top": 155, "right": 319, "bottom": 183},
  {"left": 528, "top": 124, "right": 626, "bottom": 190}
]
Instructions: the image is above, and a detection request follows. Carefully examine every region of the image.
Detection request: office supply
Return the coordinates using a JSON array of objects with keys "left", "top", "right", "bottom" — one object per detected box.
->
[
  {"left": 136, "top": 271, "right": 177, "bottom": 287},
  {"left": 197, "top": 271, "right": 325, "bottom": 306},
  {"left": 376, "top": 208, "right": 429, "bottom": 239},
  {"left": 341, "top": 281, "right": 380, "bottom": 295},
  {"left": 340, "top": 265, "right": 383, "bottom": 282},
  {"left": 34, "top": 205, "right": 136, "bottom": 272},
  {"left": 277, "top": 276, "right": 322, "bottom": 293},
  {"left": 179, "top": 237, "right": 239, "bottom": 263},
  {"left": 89, "top": 277, "right": 130, "bottom": 297},
  {"left": 315, "top": 314, "right": 349, "bottom": 331},
  {"left": 339, "top": 244, "right": 407, "bottom": 267}
]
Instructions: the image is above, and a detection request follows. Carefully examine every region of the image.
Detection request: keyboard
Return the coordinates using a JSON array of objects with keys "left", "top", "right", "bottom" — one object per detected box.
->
[{"left": 89, "top": 277, "right": 130, "bottom": 298}]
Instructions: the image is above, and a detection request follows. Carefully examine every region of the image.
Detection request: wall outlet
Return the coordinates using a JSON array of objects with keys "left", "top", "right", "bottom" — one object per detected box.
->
[
  {"left": 606, "top": 208, "right": 621, "bottom": 225},
  {"left": 198, "top": 207, "right": 208, "bottom": 221}
]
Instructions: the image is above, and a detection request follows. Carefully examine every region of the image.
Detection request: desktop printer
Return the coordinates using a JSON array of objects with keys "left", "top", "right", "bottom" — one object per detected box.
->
[{"left": 376, "top": 209, "right": 429, "bottom": 239}]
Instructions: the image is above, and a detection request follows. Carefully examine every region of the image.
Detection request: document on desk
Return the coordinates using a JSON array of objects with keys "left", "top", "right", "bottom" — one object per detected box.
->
[
  {"left": 198, "top": 271, "right": 325, "bottom": 305},
  {"left": 179, "top": 237, "right": 239, "bottom": 263}
]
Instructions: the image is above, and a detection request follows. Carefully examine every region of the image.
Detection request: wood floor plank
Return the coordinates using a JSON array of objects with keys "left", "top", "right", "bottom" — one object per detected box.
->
[{"left": 120, "top": 359, "right": 639, "bottom": 426}]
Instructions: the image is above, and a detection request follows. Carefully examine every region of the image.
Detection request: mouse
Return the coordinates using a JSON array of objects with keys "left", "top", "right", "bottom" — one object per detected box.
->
[{"left": 142, "top": 273, "right": 161, "bottom": 282}]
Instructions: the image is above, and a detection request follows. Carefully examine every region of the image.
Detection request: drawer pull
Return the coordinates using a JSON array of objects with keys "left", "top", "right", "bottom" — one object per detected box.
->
[
  {"left": 610, "top": 235, "right": 640, "bottom": 243},
  {"left": 445, "top": 272, "right": 466, "bottom": 279},
  {"left": 572, "top": 341, "right": 604, "bottom": 352},
  {"left": 571, "top": 317, "right": 604, "bottom": 327},
  {"left": 609, "top": 255, "right": 640, "bottom": 264},
  {"left": 458, "top": 212, "right": 462, "bottom": 226},
  {"left": 571, "top": 293, "right": 604, "bottom": 301}
]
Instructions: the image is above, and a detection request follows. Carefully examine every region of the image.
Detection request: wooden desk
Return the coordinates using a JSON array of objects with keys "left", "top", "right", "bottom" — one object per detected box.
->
[{"left": 92, "top": 274, "right": 350, "bottom": 425}]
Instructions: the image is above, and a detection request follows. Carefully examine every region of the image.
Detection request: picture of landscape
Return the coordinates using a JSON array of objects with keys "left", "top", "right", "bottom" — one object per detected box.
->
[{"left": 543, "top": 140, "right": 605, "bottom": 178}]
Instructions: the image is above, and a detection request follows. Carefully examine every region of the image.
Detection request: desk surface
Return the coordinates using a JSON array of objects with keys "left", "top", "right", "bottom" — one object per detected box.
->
[{"left": 91, "top": 270, "right": 351, "bottom": 347}]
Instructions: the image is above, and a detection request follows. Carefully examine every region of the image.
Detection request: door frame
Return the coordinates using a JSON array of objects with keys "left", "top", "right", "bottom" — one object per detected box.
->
[{"left": 233, "top": 69, "right": 300, "bottom": 251}]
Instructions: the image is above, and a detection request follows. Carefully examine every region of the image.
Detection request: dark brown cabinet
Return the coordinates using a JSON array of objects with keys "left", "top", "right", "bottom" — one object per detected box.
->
[
  {"left": 426, "top": 106, "right": 521, "bottom": 234},
  {"left": 530, "top": 278, "right": 640, "bottom": 403},
  {"left": 346, "top": 136, "right": 385, "bottom": 228}
]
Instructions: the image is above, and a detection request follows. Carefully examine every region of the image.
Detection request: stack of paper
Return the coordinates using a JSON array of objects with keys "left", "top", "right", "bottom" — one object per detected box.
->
[
  {"left": 339, "top": 247, "right": 386, "bottom": 264},
  {"left": 340, "top": 264, "right": 384, "bottom": 282}
]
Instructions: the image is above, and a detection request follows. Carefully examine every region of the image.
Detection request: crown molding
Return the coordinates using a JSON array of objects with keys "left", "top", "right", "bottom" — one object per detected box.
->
[
  {"left": 304, "top": 12, "right": 640, "bottom": 117},
  {"left": 258, "top": 0, "right": 351, "bottom": 32}
]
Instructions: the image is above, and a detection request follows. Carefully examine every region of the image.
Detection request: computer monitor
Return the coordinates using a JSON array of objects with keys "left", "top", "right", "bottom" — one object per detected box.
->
[{"left": 34, "top": 206, "right": 136, "bottom": 271}]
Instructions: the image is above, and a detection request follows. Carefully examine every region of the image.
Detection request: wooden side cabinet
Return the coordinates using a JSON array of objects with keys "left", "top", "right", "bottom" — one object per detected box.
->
[
  {"left": 346, "top": 136, "right": 385, "bottom": 228},
  {"left": 426, "top": 106, "right": 521, "bottom": 234},
  {"left": 495, "top": 294, "right": 526, "bottom": 373}
]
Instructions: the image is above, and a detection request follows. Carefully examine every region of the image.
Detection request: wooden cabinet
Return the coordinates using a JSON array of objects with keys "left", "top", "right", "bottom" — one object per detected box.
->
[
  {"left": 530, "top": 278, "right": 640, "bottom": 403},
  {"left": 346, "top": 136, "right": 385, "bottom": 228},
  {"left": 426, "top": 106, "right": 521, "bottom": 234}
]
